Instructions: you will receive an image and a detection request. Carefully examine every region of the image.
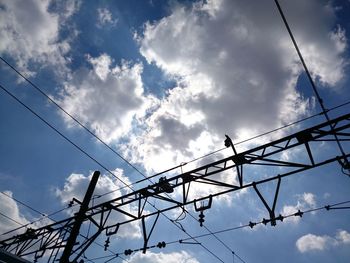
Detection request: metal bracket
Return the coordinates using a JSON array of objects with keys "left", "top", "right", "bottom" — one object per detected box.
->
[
  {"left": 141, "top": 212, "right": 160, "bottom": 253},
  {"left": 225, "top": 135, "right": 245, "bottom": 186},
  {"left": 253, "top": 176, "right": 281, "bottom": 226},
  {"left": 194, "top": 195, "right": 213, "bottom": 212},
  {"left": 105, "top": 224, "right": 119, "bottom": 236}
]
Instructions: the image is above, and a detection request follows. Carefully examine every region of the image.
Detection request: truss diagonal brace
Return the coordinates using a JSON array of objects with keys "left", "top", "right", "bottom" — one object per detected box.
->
[
  {"left": 225, "top": 135, "right": 245, "bottom": 186},
  {"left": 253, "top": 176, "right": 281, "bottom": 226},
  {"left": 141, "top": 212, "right": 160, "bottom": 253}
]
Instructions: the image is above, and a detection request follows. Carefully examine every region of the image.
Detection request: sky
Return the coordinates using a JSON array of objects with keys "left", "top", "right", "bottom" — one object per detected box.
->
[{"left": 0, "top": 0, "right": 350, "bottom": 262}]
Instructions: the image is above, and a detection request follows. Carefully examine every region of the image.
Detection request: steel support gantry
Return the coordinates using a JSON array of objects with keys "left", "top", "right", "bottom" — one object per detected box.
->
[{"left": 1, "top": 112, "right": 350, "bottom": 262}]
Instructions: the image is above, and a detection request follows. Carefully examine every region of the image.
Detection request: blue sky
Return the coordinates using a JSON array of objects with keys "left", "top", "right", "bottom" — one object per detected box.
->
[{"left": 0, "top": 0, "right": 350, "bottom": 262}]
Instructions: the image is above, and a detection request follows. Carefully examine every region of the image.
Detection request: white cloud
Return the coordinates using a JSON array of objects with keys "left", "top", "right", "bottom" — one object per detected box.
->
[
  {"left": 97, "top": 8, "right": 118, "bottom": 28},
  {"left": 296, "top": 233, "right": 331, "bottom": 252},
  {"left": 0, "top": 191, "right": 29, "bottom": 236},
  {"left": 281, "top": 192, "right": 317, "bottom": 223},
  {"left": 296, "top": 230, "right": 350, "bottom": 253},
  {"left": 277, "top": 1, "right": 347, "bottom": 87},
  {"left": 336, "top": 230, "right": 350, "bottom": 244},
  {"left": 57, "top": 53, "right": 158, "bottom": 143},
  {"left": 127, "top": 0, "right": 347, "bottom": 176},
  {"left": 0, "top": 0, "right": 79, "bottom": 77},
  {"left": 123, "top": 250, "right": 199, "bottom": 263},
  {"left": 54, "top": 170, "right": 142, "bottom": 239}
]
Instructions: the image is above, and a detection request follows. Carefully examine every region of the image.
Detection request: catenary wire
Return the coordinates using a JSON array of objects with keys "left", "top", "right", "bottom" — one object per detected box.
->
[
  {"left": 273, "top": 0, "right": 347, "bottom": 160},
  {"left": 1, "top": 4, "right": 346, "bottom": 261},
  {"left": 0, "top": 211, "right": 24, "bottom": 227},
  {"left": 1, "top": 94, "right": 339, "bottom": 237},
  {"left": 0, "top": 211, "right": 100, "bottom": 263},
  {"left": 0, "top": 56, "right": 256, "bottom": 261},
  {"left": 3, "top": 50, "right": 350, "bottom": 261},
  {"left": 0, "top": 190, "right": 82, "bottom": 236},
  {"left": 113, "top": 200, "right": 350, "bottom": 257},
  {"left": 0, "top": 83, "right": 225, "bottom": 263},
  {"left": 0, "top": 191, "right": 129, "bottom": 263},
  {"left": 2, "top": 4, "right": 349, "bottom": 259},
  {"left": 2, "top": 53, "right": 350, "bottom": 200},
  {"left": 94, "top": 98, "right": 350, "bottom": 200},
  {"left": 3, "top": 54, "right": 350, "bottom": 198},
  {"left": 0, "top": 56, "right": 146, "bottom": 179},
  {"left": 3, "top": 79, "right": 350, "bottom": 262}
]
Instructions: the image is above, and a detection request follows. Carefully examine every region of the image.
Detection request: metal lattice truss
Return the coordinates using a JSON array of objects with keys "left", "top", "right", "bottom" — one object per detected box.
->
[{"left": 1, "top": 112, "right": 350, "bottom": 262}]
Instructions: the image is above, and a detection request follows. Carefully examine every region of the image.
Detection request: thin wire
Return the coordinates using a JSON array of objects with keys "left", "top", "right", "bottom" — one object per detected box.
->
[
  {"left": 0, "top": 206, "right": 71, "bottom": 236},
  {"left": 98, "top": 98, "right": 350, "bottom": 195},
  {"left": 0, "top": 211, "right": 24, "bottom": 227},
  {"left": 119, "top": 200, "right": 350, "bottom": 256},
  {"left": 0, "top": 84, "right": 224, "bottom": 263},
  {"left": 0, "top": 191, "right": 78, "bottom": 236},
  {"left": 95, "top": 98, "right": 350, "bottom": 200},
  {"left": 273, "top": 0, "right": 347, "bottom": 159},
  {"left": 2, "top": 52, "right": 350, "bottom": 202},
  {"left": 4, "top": 53, "right": 350, "bottom": 262},
  {"left": 6, "top": 78, "right": 350, "bottom": 262},
  {"left": 0, "top": 191, "right": 79, "bottom": 236},
  {"left": 0, "top": 83, "right": 129, "bottom": 187},
  {"left": 4, "top": 54, "right": 350, "bottom": 197},
  {"left": 0, "top": 191, "right": 45, "bottom": 216},
  {"left": 0, "top": 191, "right": 129, "bottom": 263},
  {"left": 0, "top": 56, "right": 146, "bottom": 178}
]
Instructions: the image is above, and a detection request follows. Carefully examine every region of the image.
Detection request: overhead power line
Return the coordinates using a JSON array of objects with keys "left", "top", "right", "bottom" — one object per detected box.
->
[
  {"left": 0, "top": 211, "right": 24, "bottom": 227},
  {"left": 0, "top": 56, "right": 247, "bottom": 261},
  {"left": 90, "top": 200, "right": 350, "bottom": 259},
  {"left": 0, "top": 83, "right": 226, "bottom": 263},
  {"left": 273, "top": 0, "right": 348, "bottom": 160},
  {"left": 0, "top": 191, "right": 78, "bottom": 236},
  {"left": 92, "top": 98, "right": 350, "bottom": 202},
  {"left": 0, "top": 56, "right": 145, "bottom": 178},
  {"left": 2, "top": 81, "right": 350, "bottom": 261},
  {"left": 0, "top": 191, "right": 129, "bottom": 263},
  {"left": 3, "top": 54, "right": 350, "bottom": 195}
]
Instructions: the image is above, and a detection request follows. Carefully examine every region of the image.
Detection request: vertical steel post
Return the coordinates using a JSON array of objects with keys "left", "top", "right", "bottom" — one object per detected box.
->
[{"left": 60, "top": 171, "right": 100, "bottom": 263}]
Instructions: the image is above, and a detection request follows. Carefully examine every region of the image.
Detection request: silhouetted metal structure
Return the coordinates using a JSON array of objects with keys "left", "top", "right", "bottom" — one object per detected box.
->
[
  {"left": 59, "top": 171, "right": 100, "bottom": 263},
  {"left": 0, "top": 112, "right": 349, "bottom": 262}
]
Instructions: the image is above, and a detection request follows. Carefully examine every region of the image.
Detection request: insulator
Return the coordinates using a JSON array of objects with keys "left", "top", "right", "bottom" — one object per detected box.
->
[
  {"left": 104, "top": 237, "right": 110, "bottom": 251},
  {"left": 124, "top": 249, "right": 133, "bottom": 256},
  {"left": 157, "top": 241, "right": 166, "bottom": 248},
  {"left": 276, "top": 214, "right": 284, "bottom": 222},
  {"left": 198, "top": 211, "right": 205, "bottom": 227},
  {"left": 294, "top": 210, "right": 303, "bottom": 217},
  {"left": 249, "top": 221, "right": 256, "bottom": 228}
]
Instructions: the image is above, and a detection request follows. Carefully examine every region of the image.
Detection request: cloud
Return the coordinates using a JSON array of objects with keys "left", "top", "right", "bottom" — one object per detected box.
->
[
  {"left": 126, "top": 0, "right": 347, "bottom": 175},
  {"left": 123, "top": 250, "right": 199, "bottom": 263},
  {"left": 54, "top": 170, "right": 142, "bottom": 239},
  {"left": 57, "top": 53, "right": 157, "bottom": 142},
  {"left": 296, "top": 233, "right": 332, "bottom": 252},
  {"left": 281, "top": 192, "right": 317, "bottom": 223},
  {"left": 0, "top": 0, "right": 80, "bottom": 77},
  {"left": 0, "top": 191, "right": 29, "bottom": 237},
  {"left": 97, "top": 8, "right": 118, "bottom": 28},
  {"left": 296, "top": 230, "right": 350, "bottom": 253}
]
